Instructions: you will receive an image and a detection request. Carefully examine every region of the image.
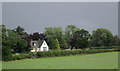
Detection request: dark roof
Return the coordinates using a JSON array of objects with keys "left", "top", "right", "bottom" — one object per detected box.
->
[
  {"left": 22, "top": 32, "right": 47, "bottom": 47},
  {"left": 30, "top": 32, "right": 47, "bottom": 40},
  {"left": 38, "top": 40, "right": 44, "bottom": 47}
]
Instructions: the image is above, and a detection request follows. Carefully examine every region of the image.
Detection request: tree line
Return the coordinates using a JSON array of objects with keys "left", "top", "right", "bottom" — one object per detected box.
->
[
  {"left": 1, "top": 25, "right": 120, "bottom": 53},
  {"left": 45, "top": 25, "right": 120, "bottom": 50},
  {"left": 1, "top": 25, "right": 120, "bottom": 61}
]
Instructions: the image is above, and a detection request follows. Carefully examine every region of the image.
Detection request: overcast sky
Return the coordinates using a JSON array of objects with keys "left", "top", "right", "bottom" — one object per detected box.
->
[{"left": 2, "top": 2, "right": 118, "bottom": 35}]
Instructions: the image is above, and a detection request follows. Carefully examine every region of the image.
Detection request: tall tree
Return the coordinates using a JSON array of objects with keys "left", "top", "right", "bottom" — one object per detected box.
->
[
  {"left": 111, "top": 35, "right": 119, "bottom": 46},
  {"left": 71, "top": 29, "right": 91, "bottom": 49},
  {"left": 7, "top": 30, "right": 28, "bottom": 53},
  {"left": 53, "top": 27, "right": 68, "bottom": 49},
  {"left": 12, "top": 26, "right": 29, "bottom": 37},
  {"left": 45, "top": 27, "right": 55, "bottom": 49},
  {"left": 1, "top": 25, "right": 12, "bottom": 61},
  {"left": 91, "top": 28, "right": 113, "bottom": 47},
  {"left": 118, "top": 38, "right": 120, "bottom": 46},
  {"left": 1, "top": 25, "right": 7, "bottom": 40},
  {"left": 65, "top": 25, "right": 80, "bottom": 48},
  {"left": 45, "top": 26, "right": 67, "bottom": 49}
]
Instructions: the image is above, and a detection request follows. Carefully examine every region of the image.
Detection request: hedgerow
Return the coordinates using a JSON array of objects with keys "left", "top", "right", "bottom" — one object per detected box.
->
[
  {"left": 3, "top": 48, "right": 118, "bottom": 62},
  {"left": 36, "top": 49, "right": 118, "bottom": 58},
  {"left": 91, "top": 46, "right": 120, "bottom": 49}
]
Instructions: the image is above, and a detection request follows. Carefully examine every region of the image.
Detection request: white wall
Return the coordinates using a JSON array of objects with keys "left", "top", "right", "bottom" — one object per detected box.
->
[{"left": 39, "top": 40, "right": 49, "bottom": 51}]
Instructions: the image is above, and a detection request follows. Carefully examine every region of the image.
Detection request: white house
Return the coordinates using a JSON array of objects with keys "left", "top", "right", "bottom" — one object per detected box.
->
[{"left": 30, "top": 40, "right": 49, "bottom": 52}]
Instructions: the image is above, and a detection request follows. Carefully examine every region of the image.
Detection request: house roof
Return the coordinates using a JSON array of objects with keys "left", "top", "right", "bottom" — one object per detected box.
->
[
  {"left": 38, "top": 40, "right": 44, "bottom": 47},
  {"left": 22, "top": 32, "right": 47, "bottom": 47}
]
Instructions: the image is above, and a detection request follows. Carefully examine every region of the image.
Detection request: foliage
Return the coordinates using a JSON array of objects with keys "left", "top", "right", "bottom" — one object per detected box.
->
[
  {"left": 45, "top": 27, "right": 55, "bottom": 49},
  {"left": 91, "top": 46, "right": 120, "bottom": 49},
  {"left": 54, "top": 39, "right": 60, "bottom": 50},
  {"left": 7, "top": 30, "right": 28, "bottom": 53},
  {"left": 1, "top": 25, "right": 7, "bottom": 41},
  {"left": 1, "top": 25, "right": 12, "bottom": 61},
  {"left": 71, "top": 29, "right": 91, "bottom": 49},
  {"left": 91, "top": 28, "right": 113, "bottom": 47},
  {"left": 118, "top": 39, "right": 120, "bottom": 46},
  {"left": 2, "top": 42, "right": 12, "bottom": 61},
  {"left": 45, "top": 26, "right": 68, "bottom": 49},
  {"left": 12, "top": 53, "right": 36, "bottom": 60},
  {"left": 6, "top": 53, "right": 36, "bottom": 61},
  {"left": 3, "top": 47, "right": 118, "bottom": 61},
  {"left": 36, "top": 49, "right": 117, "bottom": 58},
  {"left": 12, "top": 26, "right": 29, "bottom": 37},
  {"left": 111, "top": 35, "right": 119, "bottom": 46},
  {"left": 1, "top": 24, "right": 119, "bottom": 62},
  {"left": 65, "top": 25, "right": 80, "bottom": 48},
  {"left": 1, "top": 25, "right": 28, "bottom": 54}
]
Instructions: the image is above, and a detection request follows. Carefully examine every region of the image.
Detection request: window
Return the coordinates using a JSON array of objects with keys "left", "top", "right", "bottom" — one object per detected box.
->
[{"left": 32, "top": 42, "right": 36, "bottom": 46}]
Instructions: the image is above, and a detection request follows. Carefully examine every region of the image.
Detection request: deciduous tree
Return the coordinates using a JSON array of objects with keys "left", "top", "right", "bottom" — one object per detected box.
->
[
  {"left": 65, "top": 25, "right": 80, "bottom": 48},
  {"left": 91, "top": 28, "right": 113, "bottom": 47},
  {"left": 71, "top": 29, "right": 91, "bottom": 49},
  {"left": 45, "top": 26, "right": 67, "bottom": 49}
]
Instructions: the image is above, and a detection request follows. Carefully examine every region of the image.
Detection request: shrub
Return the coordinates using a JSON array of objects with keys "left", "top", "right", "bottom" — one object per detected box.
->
[
  {"left": 2, "top": 46, "right": 13, "bottom": 61},
  {"left": 28, "top": 53, "right": 36, "bottom": 58},
  {"left": 12, "top": 53, "right": 36, "bottom": 60},
  {"left": 12, "top": 54, "right": 26, "bottom": 60},
  {"left": 54, "top": 39, "right": 60, "bottom": 50}
]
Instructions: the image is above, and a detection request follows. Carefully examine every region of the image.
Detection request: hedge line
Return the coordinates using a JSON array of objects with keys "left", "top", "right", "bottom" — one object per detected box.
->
[
  {"left": 91, "top": 46, "right": 120, "bottom": 49},
  {"left": 36, "top": 49, "right": 118, "bottom": 58},
  {"left": 3, "top": 48, "right": 118, "bottom": 62},
  {"left": 2, "top": 53, "right": 36, "bottom": 61},
  {"left": 12, "top": 53, "right": 36, "bottom": 60}
]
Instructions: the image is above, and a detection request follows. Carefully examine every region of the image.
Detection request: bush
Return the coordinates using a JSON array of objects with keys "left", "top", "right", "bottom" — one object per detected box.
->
[
  {"left": 54, "top": 39, "right": 60, "bottom": 50},
  {"left": 28, "top": 53, "right": 36, "bottom": 58},
  {"left": 12, "top": 53, "right": 36, "bottom": 60},
  {"left": 2, "top": 46, "right": 13, "bottom": 61},
  {"left": 12, "top": 54, "right": 27, "bottom": 60}
]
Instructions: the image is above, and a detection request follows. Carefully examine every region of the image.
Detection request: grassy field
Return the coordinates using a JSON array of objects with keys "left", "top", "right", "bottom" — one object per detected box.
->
[{"left": 2, "top": 52, "right": 118, "bottom": 69}]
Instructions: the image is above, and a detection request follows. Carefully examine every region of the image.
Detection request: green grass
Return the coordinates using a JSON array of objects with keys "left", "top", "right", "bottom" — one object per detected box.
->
[{"left": 2, "top": 52, "right": 118, "bottom": 69}]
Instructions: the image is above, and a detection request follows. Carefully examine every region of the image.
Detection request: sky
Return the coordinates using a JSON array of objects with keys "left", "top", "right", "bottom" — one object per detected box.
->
[
  {"left": 2, "top": 2, "right": 118, "bottom": 35},
  {"left": 2, "top": 0, "right": 120, "bottom": 2}
]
